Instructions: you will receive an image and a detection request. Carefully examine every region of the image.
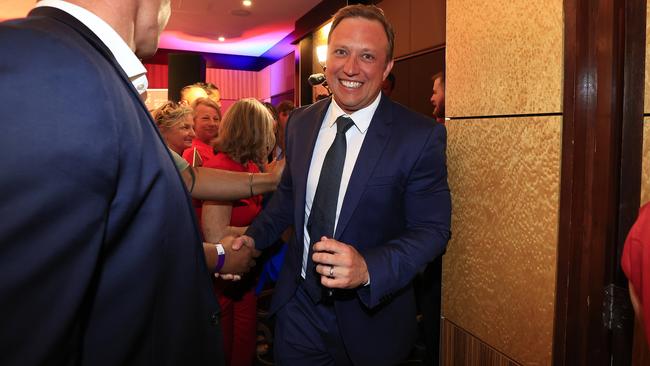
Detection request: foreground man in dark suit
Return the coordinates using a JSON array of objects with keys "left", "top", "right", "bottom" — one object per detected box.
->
[
  {"left": 0, "top": 1, "right": 259, "bottom": 365},
  {"left": 234, "top": 5, "right": 451, "bottom": 365}
]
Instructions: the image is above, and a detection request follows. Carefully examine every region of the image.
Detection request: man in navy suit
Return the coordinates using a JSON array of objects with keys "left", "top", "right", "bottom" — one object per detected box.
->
[
  {"left": 0, "top": 1, "right": 260, "bottom": 365},
  {"left": 234, "top": 4, "right": 451, "bottom": 365}
]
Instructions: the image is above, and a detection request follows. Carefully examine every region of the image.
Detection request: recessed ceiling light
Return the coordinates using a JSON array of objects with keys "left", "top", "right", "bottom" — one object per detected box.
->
[
  {"left": 218, "top": 36, "right": 225, "bottom": 42},
  {"left": 242, "top": 0, "right": 252, "bottom": 6}
]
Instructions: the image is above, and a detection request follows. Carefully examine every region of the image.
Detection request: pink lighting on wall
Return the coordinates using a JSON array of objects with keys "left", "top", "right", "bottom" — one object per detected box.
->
[
  {"left": 159, "top": 27, "right": 293, "bottom": 57},
  {"left": 144, "top": 53, "right": 295, "bottom": 103}
]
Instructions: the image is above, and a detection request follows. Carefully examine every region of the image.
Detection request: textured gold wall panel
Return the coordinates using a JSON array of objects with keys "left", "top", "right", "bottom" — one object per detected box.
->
[
  {"left": 446, "top": 0, "right": 563, "bottom": 117},
  {"left": 641, "top": 117, "right": 650, "bottom": 204},
  {"left": 443, "top": 116, "right": 561, "bottom": 366}
]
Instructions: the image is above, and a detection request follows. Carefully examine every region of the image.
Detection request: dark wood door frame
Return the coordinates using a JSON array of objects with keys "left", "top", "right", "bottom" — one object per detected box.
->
[{"left": 554, "top": 0, "right": 646, "bottom": 365}]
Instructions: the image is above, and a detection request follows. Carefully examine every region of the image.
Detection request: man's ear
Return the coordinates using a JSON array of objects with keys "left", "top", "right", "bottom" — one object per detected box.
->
[{"left": 383, "top": 60, "right": 394, "bottom": 80}]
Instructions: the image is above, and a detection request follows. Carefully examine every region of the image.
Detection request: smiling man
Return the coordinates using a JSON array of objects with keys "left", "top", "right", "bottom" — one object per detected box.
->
[{"left": 233, "top": 4, "right": 451, "bottom": 365}]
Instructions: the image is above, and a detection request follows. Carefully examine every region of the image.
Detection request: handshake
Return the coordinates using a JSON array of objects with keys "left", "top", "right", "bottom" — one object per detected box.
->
[
  {"left": 203, "top": 235, "right": 260, "bottom": 281},
  {"left": 207, "top": 234, "right": 370, "bottom": 289}
]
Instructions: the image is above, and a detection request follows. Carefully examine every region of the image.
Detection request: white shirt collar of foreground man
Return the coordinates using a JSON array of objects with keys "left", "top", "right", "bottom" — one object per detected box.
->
[{"left": 35, "top": 0, "right": 148, "bottom": 94}]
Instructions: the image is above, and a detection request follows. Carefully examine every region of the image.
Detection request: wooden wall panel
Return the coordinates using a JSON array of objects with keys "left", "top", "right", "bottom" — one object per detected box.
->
[
  {"left": 410, "top": 0, "right": 445, "bottom": 52},
  {"left": 643, "top": 6, "right": 650, "bottom": 113},
  {"left": 377, "top": 0, "right": 411, "bottom": 58},
  {"left": 641, "top": 117, "right": 650, "bottom": 205},
  {"left": 441, "top": 318, "right": 521, "bottom": 366},
  {"left": 389, "top": 49, "right": 444, "bottom": 118},
  {"left": 378, "top": 0, "right": 445, "bottom": 58}
]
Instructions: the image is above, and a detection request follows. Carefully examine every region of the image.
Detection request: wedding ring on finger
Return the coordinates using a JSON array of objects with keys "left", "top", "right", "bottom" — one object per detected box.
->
[{"left": 329, "top": 265, "right": 335, "bottom": 278}]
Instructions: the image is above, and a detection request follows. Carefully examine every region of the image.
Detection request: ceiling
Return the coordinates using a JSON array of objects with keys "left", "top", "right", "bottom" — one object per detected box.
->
[{"left": 0, "top": 0, "right": 324, "bottom": 58}]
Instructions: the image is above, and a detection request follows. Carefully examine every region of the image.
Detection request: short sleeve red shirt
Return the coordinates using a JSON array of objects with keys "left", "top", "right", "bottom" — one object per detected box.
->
[{"left": 202, "top": 152, "right": 262, "bottom": 227}]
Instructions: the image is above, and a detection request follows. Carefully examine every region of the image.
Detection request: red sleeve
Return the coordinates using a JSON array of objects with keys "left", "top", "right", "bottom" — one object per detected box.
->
[{"left": 621, "top": 203, "right": 650, "bottom": 346}]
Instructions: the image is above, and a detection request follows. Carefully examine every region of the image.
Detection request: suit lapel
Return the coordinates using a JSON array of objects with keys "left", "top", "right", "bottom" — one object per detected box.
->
[
  {"left": 335, "top": 96, "right": 393, "bottom": 239},
  {"left": 293, "top": 99, "right": 331, "bottom": 243}
]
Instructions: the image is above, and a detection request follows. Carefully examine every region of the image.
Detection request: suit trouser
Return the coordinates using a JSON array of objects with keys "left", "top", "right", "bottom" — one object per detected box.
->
[
  {"left": 274, "top": 284, "right": 353, "bottom": 366},
  {"left": 416, "top": 256, "right": 443, "bottom": 366}
]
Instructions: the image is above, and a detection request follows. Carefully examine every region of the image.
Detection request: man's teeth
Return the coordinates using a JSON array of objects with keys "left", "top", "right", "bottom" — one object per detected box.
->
[{"left": 341, "top": 80, "right": 362, "bottom": 88}]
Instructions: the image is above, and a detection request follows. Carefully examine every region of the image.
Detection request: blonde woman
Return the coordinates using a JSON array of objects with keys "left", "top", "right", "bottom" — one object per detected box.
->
[
  {"left": 152, "top": 101, "right": 195, "bottom": 155},
  {"left": 182, "top": 97, "right": 222, "bottom": 166},
  {"left": 202, "top": 98, "right": 275, "bottom": 366}
]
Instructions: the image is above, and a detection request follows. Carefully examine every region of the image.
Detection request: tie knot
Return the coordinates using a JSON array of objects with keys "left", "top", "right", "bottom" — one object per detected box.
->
[{"left": 335, "top": 116, "right": 354, "bottom": 134}]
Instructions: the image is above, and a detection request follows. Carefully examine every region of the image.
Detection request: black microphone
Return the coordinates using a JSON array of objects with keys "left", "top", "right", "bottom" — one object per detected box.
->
[{"left": 308, "top": 73, "right": 326, "bottom": 86}]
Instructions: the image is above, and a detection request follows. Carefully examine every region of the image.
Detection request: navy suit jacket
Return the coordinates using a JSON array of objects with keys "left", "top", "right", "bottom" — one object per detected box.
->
[
  {"left": 0, "top": 8, "right": 222, "bottom": 366},
  {"left": 247, "top": 95, "right": 451, "bottom": 365}
]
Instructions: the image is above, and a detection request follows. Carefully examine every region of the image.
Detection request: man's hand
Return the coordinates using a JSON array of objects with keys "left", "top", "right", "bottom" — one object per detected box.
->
[
  {"left": 312, "top": 237, "right": 369, "bottom": 289},
  {"left": 266, "top": 158, "right": 285, "bottom": 185},
  {"left": 232, "top": 234, "right": 257, "bottom": 252},
  {"left": 219, "top": 235, "right": 259, "bottom": 275}
]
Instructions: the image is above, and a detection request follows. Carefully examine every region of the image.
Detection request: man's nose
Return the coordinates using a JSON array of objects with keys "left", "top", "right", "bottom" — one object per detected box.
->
[{"left": 343, "top": 56, "right": 359, "bottom": 75}]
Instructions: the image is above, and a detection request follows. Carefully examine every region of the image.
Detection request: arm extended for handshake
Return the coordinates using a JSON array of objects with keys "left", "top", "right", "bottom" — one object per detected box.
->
[{"left": 178, "top": 159, "right": 284, "bottom": 277}]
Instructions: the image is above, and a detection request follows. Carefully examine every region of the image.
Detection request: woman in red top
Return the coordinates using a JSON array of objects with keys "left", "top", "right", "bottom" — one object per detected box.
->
[
  {"left": 202, "top": 98, "right": 276, "bottom": 366},
  {"left": 622, "top": 203, "right": 650, "bottom": 348},
  {"left": 182, "top": 97, "right": 221, "bottom": 167}
]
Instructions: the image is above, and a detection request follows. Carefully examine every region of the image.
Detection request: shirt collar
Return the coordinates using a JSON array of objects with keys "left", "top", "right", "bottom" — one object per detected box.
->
[
  {"left": 326, "top": 92, "right": 382, "bottom": 134},
  {"left": 35, "top": 0, "right": 147, "bottom": 88}
]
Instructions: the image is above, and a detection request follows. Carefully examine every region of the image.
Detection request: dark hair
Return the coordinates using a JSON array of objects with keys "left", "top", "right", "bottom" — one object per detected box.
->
[
  {"left": 276, "top": 100, "right": 295, "bottom": 114},
  {"left": 328, "top": 4, "right": 395, "bottom": 62},
  {"left": 262, "top": 102, "right": 279, "bottom": 122},
  {"left": 432, "top": 71, "right": 445, "bottom": 87},
  {"left": 386, "top": 72, "right": 396, "bottom": 88}
]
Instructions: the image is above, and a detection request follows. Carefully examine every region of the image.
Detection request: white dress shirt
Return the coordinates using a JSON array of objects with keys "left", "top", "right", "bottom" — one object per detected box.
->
[
  {"left": 35, "top": 0, "right": 148, "bottom": 94},
  {"left": 301, "top": 93, "right": 382, "bottom": 277}
]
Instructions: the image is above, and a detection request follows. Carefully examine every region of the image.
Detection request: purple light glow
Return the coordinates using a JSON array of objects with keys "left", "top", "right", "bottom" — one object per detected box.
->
[{"left": 159, "top": 28, "right": 293, "bottom": 57}]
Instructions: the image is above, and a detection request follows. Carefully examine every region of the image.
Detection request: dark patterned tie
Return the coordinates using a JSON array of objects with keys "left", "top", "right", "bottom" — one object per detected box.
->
[{"left": 304, "top": 115, "right": 355, "bottom": 303}]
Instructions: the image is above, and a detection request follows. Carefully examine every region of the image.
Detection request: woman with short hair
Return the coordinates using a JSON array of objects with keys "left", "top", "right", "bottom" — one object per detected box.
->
[
  {"left": 152, "top": 101, "right": 195, "bottom": 156},
  {"left": 182, "top": 97, "right": 222, "bottom": 166}
]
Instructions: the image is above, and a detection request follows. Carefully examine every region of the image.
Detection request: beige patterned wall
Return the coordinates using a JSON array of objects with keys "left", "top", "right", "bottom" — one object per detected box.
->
[
  {"left": 641, "top": 120, "right": 650, "bottom": 204},
  {"left": 444, "top": 0, "right": 563, "bottom": 365},
  {"left": 444, "top": 117, "right": 561, "bottom": 366},
  {"left": 446, "top": 0, "right": 563, "bottom": 117}
]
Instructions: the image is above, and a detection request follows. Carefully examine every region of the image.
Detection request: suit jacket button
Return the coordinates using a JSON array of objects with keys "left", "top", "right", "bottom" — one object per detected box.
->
[{"left": 211, "top": 312, "right": 219, "bottom": 326}]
